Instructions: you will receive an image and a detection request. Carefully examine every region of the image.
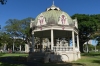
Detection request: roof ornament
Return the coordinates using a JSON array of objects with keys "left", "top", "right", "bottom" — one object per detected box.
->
[
  {"left": 46, "top": 0, "right": 61, "bottom": 11},
  {"left": 52, "top": 0, "right": 55, "bottom": 6}
]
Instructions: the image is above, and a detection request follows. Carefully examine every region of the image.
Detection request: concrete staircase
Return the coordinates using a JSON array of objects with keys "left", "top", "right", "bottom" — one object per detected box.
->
[{"left": 27, "top": 52, "right": 45, "bottom": 62}]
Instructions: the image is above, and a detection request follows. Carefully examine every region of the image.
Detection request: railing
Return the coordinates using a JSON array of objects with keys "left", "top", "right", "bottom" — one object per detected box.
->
[
  {"left": 34, "top": 48, "right": 51, "bottom": 52},
  {"left": 34, "top": 46, "right": 73, "bottom": 52},
  {"left": 53, "top": 46, "right": 73, "bottom": 51}
]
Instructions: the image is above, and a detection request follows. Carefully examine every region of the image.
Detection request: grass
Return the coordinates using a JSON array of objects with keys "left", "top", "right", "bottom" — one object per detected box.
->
[
  {"left": 0, "top": 53, "right": 28, "bottom": 66},
  {"left": 73, "top": 56, "right": 100, "bottom": 66},
  {"left": 0, "top": 62, "right": 25, "bottom": 66},
  {"left": 0, "top": 52, "right": 100, "bottom": 66},
  {"left": 73, "top": 52, "right": 100, "bottom": 66},
  {"left": 0, "top": 53, "right": 28, "bottom": 57}
]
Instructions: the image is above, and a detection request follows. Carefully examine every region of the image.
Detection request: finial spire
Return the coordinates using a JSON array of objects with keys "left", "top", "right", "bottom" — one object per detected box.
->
[{"left": 52, "top": 0, "right": 54, "bottom": 6}]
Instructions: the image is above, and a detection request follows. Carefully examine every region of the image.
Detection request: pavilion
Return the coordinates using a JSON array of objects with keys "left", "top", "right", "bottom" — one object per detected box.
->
[{"left": 28, "top": 2, "right": 81, "bottom": 62}]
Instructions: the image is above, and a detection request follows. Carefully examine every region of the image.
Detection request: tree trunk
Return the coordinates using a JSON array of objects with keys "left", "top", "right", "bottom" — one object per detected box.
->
[
  {"left": 86, "top": 41, "right": 89, "bottom": 53},
  {"left": 79, "top": 42, "right": 84, "bottom": 53}
]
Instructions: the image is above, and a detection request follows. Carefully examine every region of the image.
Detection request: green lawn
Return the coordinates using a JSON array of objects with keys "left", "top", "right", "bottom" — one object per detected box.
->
[
  {"left": 0, "top": 52, "right": 100, "bottom": 66},
  {"left": 0, "top": 53, "right": 28, "bottom": 66},
  {"left": 0, "top": 53, "right": 28, "bottom": 57},
  {"left": 73, "top": 52, "right": 100, "bottom": 66}
]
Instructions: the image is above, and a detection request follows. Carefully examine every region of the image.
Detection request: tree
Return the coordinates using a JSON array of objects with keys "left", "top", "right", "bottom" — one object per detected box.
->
[
  {"left": 72, "top": 14, "right": 97, "bottom": 53},
  {"left": 0, "top": 0, "right": 7, "bottom": 5},
  {"left": 4, "top": 19, "right": 20, "bottom": 52},
  {"left": 89, "top": 14, "right": 100, "bottom": 51},
  {"left": 4, "top": 17, "right": 34, "bottom": 51},
  {"left": 0, "top": 31, "right": 11, "bottom": 51}
]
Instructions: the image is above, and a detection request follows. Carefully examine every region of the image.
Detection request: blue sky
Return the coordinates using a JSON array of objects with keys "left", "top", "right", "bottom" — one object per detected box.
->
[
  {"left": 0, "top": 0, "right": 100, "bottom": 45},
  {"left": 92, "top": 40, "right": 98, "bottom": 46},
  {"left": 0, "top": 0, "right": 100, "bottom": 28}
]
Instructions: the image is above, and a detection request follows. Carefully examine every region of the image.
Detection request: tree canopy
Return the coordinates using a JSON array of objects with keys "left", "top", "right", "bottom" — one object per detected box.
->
[
  {"left": 71, "top": 14, "right": 100, "bottom": 52},
  {"left": 1, "top": 17, "right": 34, "bottom": 50},
  {"left": 0, "top": 0, "right": 7, "bottom": 5},
  {"left": 4, "top": 17, "right": 34, "bottom": 42}
]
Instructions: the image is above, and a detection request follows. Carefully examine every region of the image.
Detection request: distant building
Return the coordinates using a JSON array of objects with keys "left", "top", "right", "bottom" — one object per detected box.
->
[{"left": 84, "top": 40, "right": 92, "bottom": 45}]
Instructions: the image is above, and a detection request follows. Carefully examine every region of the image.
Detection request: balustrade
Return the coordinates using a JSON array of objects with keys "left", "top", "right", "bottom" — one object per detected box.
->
[{"left": 53, "top": 46, "right": 73, "bottom": 51}]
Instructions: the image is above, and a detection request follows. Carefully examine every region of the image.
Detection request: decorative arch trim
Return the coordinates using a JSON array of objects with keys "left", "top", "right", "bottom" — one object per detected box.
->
[
  {"left": 37, "top": 13, "right": 46, "bottom": 26},
  {"left": 58, "top": 12, "right": 69, "bottom": 25}
]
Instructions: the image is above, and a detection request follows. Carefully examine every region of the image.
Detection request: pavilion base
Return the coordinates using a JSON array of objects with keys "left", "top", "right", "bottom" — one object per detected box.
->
[
  {"left": 44, "top": 51, "right": 81, "bottom": 63},
  {"left": 27, "top": 52, "right": 45, "bottom": 62},
  {"left": 27, "top": 51, "right": 81, "bottom": 63}
]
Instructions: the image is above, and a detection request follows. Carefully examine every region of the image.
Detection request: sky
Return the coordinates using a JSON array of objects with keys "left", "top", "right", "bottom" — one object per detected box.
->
[{"left": 0, "top": 0, "right": 100, "bottom": 45}]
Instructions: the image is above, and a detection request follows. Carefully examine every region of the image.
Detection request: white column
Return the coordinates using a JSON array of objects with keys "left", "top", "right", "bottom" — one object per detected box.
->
[
  {"left": 4, "top": 44, "right": 6, "bottom": 52},
  {"left": 77, "top": 34, "right": 79, "bottom": 51},
  {"left": 19, "top": 45, "right": 21, "bottom": 51},
  {"left": 72, "top": 31, "right": 75, "bottom": 51},
  {"left": 25, "top": 44, "right": 29, "bottom": 53},
  {"left": 51, "top": 29, "right": 54, "bottom": 51},
  {"left": 13, "top": 37, "right": 15, "bottom": 52}
]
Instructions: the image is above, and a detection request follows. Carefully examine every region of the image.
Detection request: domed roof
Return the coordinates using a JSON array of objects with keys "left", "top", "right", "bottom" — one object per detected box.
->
[{"left": 34, "top": 3, "right": 74, "bottom": 26}]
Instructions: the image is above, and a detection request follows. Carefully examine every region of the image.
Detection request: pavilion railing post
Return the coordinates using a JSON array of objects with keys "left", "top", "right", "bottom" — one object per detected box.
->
[
  {"left": 51, "top": 29, "right": 54, "bottom": 51},
  {"left": 72, "top": 31, "right": 75, "bottom": 51},
  {"left": 77, "top": 34, "right": 79, "bottom": 51}
]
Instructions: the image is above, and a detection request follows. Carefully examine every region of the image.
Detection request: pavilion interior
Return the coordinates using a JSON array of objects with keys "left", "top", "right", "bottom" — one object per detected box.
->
[
  {"left": 33, "top": 30, "right": 78, "bottom": 52},
  {"left": 34, "top": 30, "right": 72, "bottom": 38}
]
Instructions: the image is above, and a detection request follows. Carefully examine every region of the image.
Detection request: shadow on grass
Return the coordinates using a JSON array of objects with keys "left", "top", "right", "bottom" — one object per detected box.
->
[
  {"left": 92, "top": 60, "right": 100, "bottom": 64},
  {"left": 0, "top": 56, "right": 86, "bottom": 66},
  {"left": 0, "top": 56, "right": 42, "bottom": 66},
  {"left": 0, "top": 63, "right": 25, "bottom": 66}
]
